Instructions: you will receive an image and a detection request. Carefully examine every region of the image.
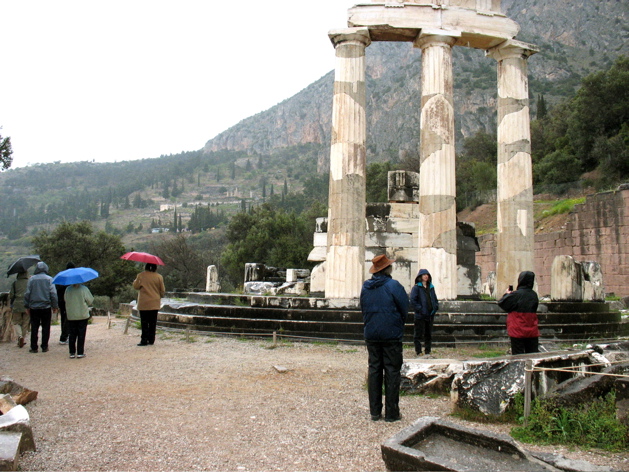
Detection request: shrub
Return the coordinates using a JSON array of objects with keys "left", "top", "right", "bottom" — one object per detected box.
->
[{"left": 512, "top": 392, "right": 628, "bottom": 452}]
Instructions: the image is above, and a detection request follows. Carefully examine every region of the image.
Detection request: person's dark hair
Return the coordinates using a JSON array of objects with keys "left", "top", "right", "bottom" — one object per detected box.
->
[
  {"left": 145, "top": 263, "right": 157, "bottom": 272},
  {"left": 66, "top": 262, "right": 76, "bottom": 269}
]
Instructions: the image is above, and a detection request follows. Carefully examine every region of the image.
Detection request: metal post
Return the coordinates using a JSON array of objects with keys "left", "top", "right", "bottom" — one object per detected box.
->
[{"left": 524, "top": 359, "right": 533, "bottom": 427}]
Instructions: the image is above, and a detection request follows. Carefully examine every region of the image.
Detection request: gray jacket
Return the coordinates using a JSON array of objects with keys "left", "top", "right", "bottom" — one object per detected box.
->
[{"left": 24, "top": 262, "right": 58, "bottom": 310}]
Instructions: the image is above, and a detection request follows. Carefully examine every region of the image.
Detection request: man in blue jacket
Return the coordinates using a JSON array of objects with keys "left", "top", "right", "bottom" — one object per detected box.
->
[
  {"left": 360, "top": 254, "right": 409, "bottom": 422},
  {"left": 24, "top": 262, "right": 58, "bottom": 353}
]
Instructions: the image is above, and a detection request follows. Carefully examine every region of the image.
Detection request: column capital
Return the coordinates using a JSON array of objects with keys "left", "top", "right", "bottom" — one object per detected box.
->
[
  {"left": 413, "top": 29, "right": 460, "bottom": 50},
  {"left": 328, "top": 28, "right": 371, "bottom": 48},
  {"left": 487, "top": 39, "right": 539, "bottom": 62}
]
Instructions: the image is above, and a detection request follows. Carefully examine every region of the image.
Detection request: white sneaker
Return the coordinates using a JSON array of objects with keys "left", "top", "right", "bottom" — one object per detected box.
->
[
  {"left": 69, "top": 354, "right": 76, "bottom": 358},
  {"left": 77, "top": 354, "right": 86, "bottom": 358}
]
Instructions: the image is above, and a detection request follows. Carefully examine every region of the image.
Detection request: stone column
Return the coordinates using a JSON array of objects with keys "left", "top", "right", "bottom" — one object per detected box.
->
[
  {"left": 325, "top": 28, "right": 371, "bottom": 300},
  {"left": 488, "top": 40, "right": 538, "bottom": 295},
  {"left": 414, "top": 33, "right": 459, "bottom": 300}
]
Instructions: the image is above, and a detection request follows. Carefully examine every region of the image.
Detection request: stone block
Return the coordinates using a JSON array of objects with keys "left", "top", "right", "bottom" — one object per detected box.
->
[
  {"left": 0, "top": 405, "right": 34, "bottom": 452},
  {"left": 315, "top": 217, "right": 327, "bottom": 233},
  {"left": 388, "top": 218, "right": 419, "bottom": 234},
  {"left": 307, "top": 246, "right": 326, "bottom": 262},
  {"left": 451, "top": 350, "right": 595, "bottom": 416},
  {"left": 0, "top": 379, "right": 37, "bottom": 406},
  {"left": 0, "top": 395, "right": 16, "bottom": 415},
  {"left": 313, "top": 232, "right": 327, "bottom": 247},
  {"left": 389, "top": 202, "right": 418, "bottom": 219},
  {"left": 309, "top": 263, "right": 325, "bottom": 293},
  {"left": 551, "top": 255, "right": 582, "bottom": 301},
  {"left": 244, "top": 263, "right": 266, "bottom": 283},
  {"left": 365, "top": 232, "right": 415, "bottom": 248},
  {"left": 458, "top": 265, "right": 481, "bottom": 297},
  {"left": 581, "top": 261, "right": 605, "bottom": 301},
  {"left": 205, "top": 265, "right": 220, "bottom": 293},
  {"left": 401, "top": 359, "right": 463, "bottom": 394},
  {"left": 387, "top": 170, "right": 419, "bottom": 203},
  {"left": 0, "top": 432, "right": 22, "bottom": 471}
]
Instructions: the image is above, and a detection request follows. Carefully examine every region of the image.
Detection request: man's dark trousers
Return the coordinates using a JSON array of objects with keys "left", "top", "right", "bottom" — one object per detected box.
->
[
  {"left": 366, "top": 340, "right": 403, "bottom": 420},
  {"left": 30, "top": 308, "right": 52, "bottom": 351}
]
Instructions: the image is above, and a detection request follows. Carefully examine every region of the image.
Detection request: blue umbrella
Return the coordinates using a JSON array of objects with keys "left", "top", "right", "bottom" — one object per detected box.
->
[{"left": 52, "top": 267, "right": 99, "bottom": 285}]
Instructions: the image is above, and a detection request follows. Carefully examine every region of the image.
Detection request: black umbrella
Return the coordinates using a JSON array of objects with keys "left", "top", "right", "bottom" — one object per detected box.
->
[{"left": 7, "top": 255, "right": 41, "bottom": 277}]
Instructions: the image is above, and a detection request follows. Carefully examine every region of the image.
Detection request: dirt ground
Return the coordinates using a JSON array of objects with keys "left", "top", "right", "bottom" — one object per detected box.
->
[{"left": 2, "top": 317, "right": 627, "bottom": 471}]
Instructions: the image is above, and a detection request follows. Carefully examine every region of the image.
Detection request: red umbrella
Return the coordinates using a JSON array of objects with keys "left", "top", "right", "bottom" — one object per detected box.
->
[{"left": 120, "top": 251, "right": 164, "bottom": 266}]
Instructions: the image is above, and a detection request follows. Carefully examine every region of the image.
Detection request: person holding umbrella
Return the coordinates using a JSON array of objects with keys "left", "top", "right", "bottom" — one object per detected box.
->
[
  {"left": 52, "top": 267, "right": 98, "bottom": 358},
  {"left": 133, "top": 263, "right": 165, "bottom": 346},
  {"left": 23, "top": 262, "right": 58, "bottom": 353},
  {"left": 55, "top": 262, "right": 76, "bottom": 345},
  {"left": 9, "top": 271, "right": 29, "bottom": 348}
]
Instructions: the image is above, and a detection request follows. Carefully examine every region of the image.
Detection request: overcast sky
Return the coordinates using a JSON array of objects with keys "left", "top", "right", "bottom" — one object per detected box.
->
[{"left": 0, "top": 0, "right": 358, "bottom": 169}]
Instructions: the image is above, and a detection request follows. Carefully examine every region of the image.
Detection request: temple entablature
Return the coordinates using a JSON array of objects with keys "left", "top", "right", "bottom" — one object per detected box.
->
[{"left": 348, "top": 1, "right": 518, "bottom": 48}]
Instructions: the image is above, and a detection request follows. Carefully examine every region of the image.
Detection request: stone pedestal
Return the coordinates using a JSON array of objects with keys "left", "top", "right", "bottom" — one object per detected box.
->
[
  {"left": 489, "top": 40, "right": 538, "bottom": 296},
  {"left": 415, "top": 33, "right": 459, "bottom": 300},
  {"left": 325, "top": 28, "right": 371, "bottom": 299}
]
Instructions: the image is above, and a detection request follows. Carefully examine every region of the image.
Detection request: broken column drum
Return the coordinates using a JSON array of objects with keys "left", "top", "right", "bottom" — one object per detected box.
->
[{"left": 324, "top": 0, "right": 538, "bottom": 300}]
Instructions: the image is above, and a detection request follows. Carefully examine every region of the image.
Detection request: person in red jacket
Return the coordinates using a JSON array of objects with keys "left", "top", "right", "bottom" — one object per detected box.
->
[{"left": 497, "top": 271, "right": 539, "bottom": 355}]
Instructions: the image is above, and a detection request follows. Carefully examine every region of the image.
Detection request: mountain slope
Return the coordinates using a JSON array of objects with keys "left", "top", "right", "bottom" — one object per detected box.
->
[{"left": 203, "top": 0, "right": 628, "bottom": 170}]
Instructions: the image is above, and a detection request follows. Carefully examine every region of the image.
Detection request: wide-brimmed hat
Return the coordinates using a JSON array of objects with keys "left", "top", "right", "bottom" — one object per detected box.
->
[{"left": 369, "top": 254, "right": 394, "bottom": 274}]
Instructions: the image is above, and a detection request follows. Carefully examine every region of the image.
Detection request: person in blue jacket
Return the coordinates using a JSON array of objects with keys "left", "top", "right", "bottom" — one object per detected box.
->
[
  {"left": 410, "top": 268, "right": 439, "bottom": 357},
  {"left": 360, "top": 254, "right": 409, "bottom": 422}
]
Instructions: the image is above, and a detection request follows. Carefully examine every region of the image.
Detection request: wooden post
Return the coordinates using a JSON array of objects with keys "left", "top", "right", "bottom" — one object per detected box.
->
[
  {"left": 524, "top": 359, "right": 533, "bottom": 427},
  {"left": 185, "top": 328, "right": 190, "bottom": 342},
  {"left": 273, "top": 331, "right": 277, "bottom": 347},
  {"left": 123, "top": 316, "right": 131, "bottom": 335},
  {"left": 107, "top": 311, "right": 111, "bottom": 329}
]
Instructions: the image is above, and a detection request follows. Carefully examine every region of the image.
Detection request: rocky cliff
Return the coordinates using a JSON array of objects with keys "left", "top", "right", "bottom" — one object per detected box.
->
[{"left": 203, "top": 0, "right": 628, "bottom": 171}]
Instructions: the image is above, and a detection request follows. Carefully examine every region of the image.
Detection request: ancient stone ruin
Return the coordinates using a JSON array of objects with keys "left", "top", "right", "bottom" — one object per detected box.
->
[
  {"left": 0, "top": 377, "right": 37, "bottom": 471},
  {"left": 310, "top": 170, "right": 483, "bottom": 295},
  {"left": 324, "top": 0, "right": 538, "bottom": 300},
  {"left": 381, "top": 417, "right": 614, "bottom": 472}
]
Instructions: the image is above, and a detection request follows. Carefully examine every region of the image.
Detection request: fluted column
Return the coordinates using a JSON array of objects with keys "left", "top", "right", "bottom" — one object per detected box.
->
[
  {"left": 414, "top": 33, "right": 458, "bottom": 300},
  {"left": 488, "top": 40, "right": 538, "bottom": 294},
  {"left": 325, "top": 28, "right": 371, "bottom": 299}
]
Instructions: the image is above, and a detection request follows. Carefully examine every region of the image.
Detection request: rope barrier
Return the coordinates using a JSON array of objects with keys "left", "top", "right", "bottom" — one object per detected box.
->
[{"left": 527, "top": 366, "right": 629, "bottom": 379}]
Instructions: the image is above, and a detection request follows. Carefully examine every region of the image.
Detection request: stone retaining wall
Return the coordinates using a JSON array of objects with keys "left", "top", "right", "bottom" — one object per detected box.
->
[{"left": 477, "top": 186, "right": 629, "bottom": 297}]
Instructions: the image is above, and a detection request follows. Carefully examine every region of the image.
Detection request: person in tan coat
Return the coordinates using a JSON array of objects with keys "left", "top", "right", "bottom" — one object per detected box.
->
[{"left": 133, "top": 263, "right": 165, "bottom": 346}]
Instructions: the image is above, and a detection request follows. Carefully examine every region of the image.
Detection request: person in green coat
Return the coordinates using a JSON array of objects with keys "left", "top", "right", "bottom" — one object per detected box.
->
[{"left": 64, "top": 283, "right": 94, "bottom": 358}]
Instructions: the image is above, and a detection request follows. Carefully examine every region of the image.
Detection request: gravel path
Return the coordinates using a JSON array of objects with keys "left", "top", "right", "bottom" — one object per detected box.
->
[{"left": 2, "top": 317, "right": 627, "bottom": 471}]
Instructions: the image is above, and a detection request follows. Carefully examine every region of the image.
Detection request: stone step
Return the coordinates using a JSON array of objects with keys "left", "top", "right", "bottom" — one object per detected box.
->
[
  {"left": 155, "top": 310, "right": 629, "bottom": 343},
  {"left": 159, "top": 303, "right": 622, "bottom": 325}
]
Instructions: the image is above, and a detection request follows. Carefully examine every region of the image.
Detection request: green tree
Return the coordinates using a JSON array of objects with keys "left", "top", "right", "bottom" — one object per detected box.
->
[
  {"left": 31, "top": 220, "right": 137, "bottom": 297},
  {"left": 221, "top": 204, "right": 314, "bottom": 287},
  {"left": 535, "top": 149, "right": 582, "bottom": 185},
  {"left": 566, "top": 56, "right": 629, "bottom": 171},
  {"left": 150, "top": 233, "right": 217, "bottom": 290},
  {"left": 536, "top": 94, "right": 548, "bottom": 119},
  {"left": 366, "top": 162, "right": 392, "bottom": 203},
  {"left": 0, "top": 130, "right": 12, "bottom": 171},
  {"left": 456, "top": 130, "right": 497, "bottom": 210}
]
